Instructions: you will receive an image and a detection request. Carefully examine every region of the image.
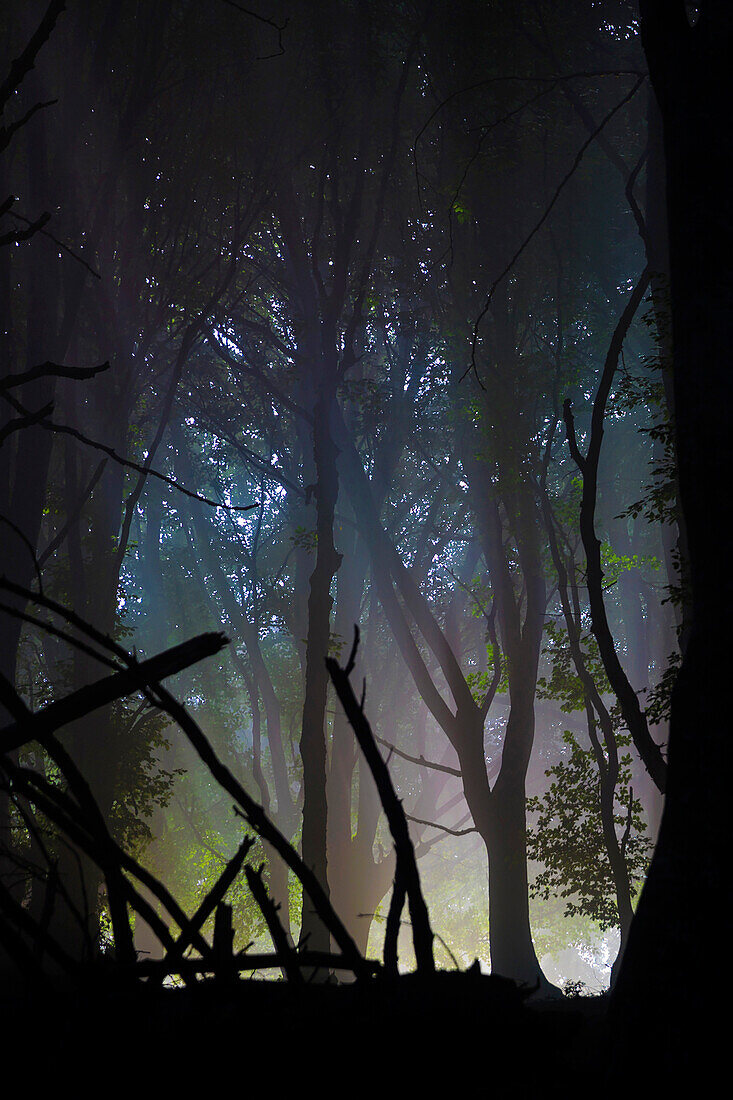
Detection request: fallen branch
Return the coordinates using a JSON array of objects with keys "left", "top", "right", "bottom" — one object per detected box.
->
[
  {"left": 159, "top": 835, "right": 254, "bottom": 982},
  {"left": 245, "top": 863, "right": 302, "bottom": 983},
  {"left": 326, "top": 626, "right": 435, "bottom": 975},
  {"left": 145, "top": 681, "right": 371, "bottom": 979},
  {"left": 0, "top": 631, "right": 229, "bottom": 753},
  {"left": 134, "top": 950, "right": 380, "bottom": 980}
]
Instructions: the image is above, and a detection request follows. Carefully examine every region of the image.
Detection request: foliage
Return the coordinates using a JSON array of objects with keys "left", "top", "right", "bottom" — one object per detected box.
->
[
  {"left": 644, "top": 650, "right": 681, "bottom": 727},
  {"left": 106, "top": 701, "right": 185, "bottom": 856},
  {"left": 527, "top": 730, "right": 651, "bottom": 930},
  {"left": 537, "top": 621, "right": 612, "bottom": 712},
  {"left": 0, "top": 0, "right": 673, "bottom": 982},
  {"left": 600, "top": 541, "right": 660, "bottom": 589}
]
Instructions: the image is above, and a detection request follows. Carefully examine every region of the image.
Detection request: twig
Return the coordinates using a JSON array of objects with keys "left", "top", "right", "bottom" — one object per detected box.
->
[
  {"left": 0, "top": 631, "right": 229, "bottom": 753},
  {"left": 144, "top": 686, "right": 370, "bottom": 978},
  {"left": 0, "top": 390, "right": 259, "bottom": 511},
  {"left": 406, "top": 812, "right": 477, "bottom": 838},
  {"left": 4, "top": 758, "right": 201, "bottom": 966},
  {"left": 218, "top": 0, "right": 288, "bottom": 59},
  {"left": 375, "top": 735, "right": 461, "bottom": 777},
  {"left": 245, "top": 862, "right": 302, "bottom": 983},
  {"left": 0, "top": 210, "right": 51, "bottom": 248},
  {"left": 160, "top": 835, "right": 254, "bottom": 981},
  {"left": 327, "top": 626, "right": 435, "bottom": 974},
  {"left": 413, "top": 69, "right": 645, "bottom": 208},
  {"left": 0, "top": 98, "right": 57, "bottom": 154},
  {"left": 6, "top": 211, "right": 101, "bottom": 277},
  {"left": 0, "top": 401, "right": 54, "bottom": 445}
]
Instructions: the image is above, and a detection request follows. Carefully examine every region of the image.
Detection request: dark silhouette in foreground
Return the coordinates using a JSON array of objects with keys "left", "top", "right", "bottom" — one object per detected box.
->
[{"left": 0, "top": 601, "right": 704, "bottom": 1092}]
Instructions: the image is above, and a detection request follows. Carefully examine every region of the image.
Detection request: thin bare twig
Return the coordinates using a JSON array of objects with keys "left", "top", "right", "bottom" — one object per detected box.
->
[
  {"left": 6, "top": 211, "right": 101, "bottom": 278},
  {"left": 217, "top": 0, "right": 288, "bottom": 58},
  {"left": 0, "top": 631, "right": 229, "bottom": 753},
  {"left": 406, "top": 812, "right": 477, "bottom": 838},
  {"left": 327, "top": 626, "right": 435, "bottom": 974},
  {"left": 245, "top": 863, "right": 302, "bottom": 983},
  {"left": 375, "top": 735, "right": 461, "bottom": 778},
  {"left": 0, "top": 389, "right": 259, "bottom": 511}
]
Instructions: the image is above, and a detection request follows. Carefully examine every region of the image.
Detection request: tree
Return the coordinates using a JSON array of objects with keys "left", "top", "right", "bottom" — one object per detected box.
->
[
  {"left": 611, "top": 0, "right": 733, "bottom": 1072},
  {"left": 2, "top": 1, "right": 690, "bottom": 1023}
]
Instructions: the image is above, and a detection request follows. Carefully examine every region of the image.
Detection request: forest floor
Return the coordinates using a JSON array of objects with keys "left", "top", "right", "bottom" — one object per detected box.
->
[
  {"left": 0, "top": 971, "right": 627, "bottom": 1094},
  {"left": 2, "top": 965, "right": 714, "bottom": 1093}
]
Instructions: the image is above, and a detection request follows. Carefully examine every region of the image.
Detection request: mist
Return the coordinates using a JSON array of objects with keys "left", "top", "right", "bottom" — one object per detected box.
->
[{"left": 1, "top": 0, "right": 727, "bottom": 1090}]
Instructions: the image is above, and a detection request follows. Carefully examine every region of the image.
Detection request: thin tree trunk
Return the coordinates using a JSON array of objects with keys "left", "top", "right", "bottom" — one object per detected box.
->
[{"left": 299, "top": 379, "right": 341, "bottom": 959}]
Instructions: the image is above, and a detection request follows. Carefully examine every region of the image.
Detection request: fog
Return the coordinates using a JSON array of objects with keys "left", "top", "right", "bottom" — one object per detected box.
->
[{"left": 2, "top": 0, "right": 678, "bottom": 999}]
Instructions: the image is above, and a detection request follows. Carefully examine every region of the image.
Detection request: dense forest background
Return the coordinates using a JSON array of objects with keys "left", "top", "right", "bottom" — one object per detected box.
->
[{"left": 0, "top": 1, "right": 729, "bottom": 1080}]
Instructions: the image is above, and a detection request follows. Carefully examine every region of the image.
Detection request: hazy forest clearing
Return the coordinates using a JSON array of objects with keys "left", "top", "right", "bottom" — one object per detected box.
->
[{"left": 1, "top": 1, "right": 729, "bottom": 1090}]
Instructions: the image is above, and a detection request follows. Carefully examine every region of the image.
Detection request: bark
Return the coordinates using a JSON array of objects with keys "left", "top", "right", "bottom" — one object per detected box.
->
[
  {"left": 612, "top": 1, "right": 733, "bottom": 1068},
  {"left": 299, "top": 378, "right": 341, "bottom": 957},
  {"left": 646, "top": 86, "right": 693, "bottom": 656},
  {"left": 563, "top": 267, "right": 668, "bottom": 795},
  {"left": 541, "top": 484, "right": 636, "bottom": 985},
  {"left": 336, "top": 404, "right": 552, "bottom": 987},
  {"left": 327, "top": 642, "right": 435, "bottom": 973},
  {"left": 484, "top": 781, "right": 536, "bottom": 984}
]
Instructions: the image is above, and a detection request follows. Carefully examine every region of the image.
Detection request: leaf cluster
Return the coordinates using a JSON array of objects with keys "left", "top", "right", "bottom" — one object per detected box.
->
[{"left": 527, "top": 730, "right": 651, "bottom": 930}]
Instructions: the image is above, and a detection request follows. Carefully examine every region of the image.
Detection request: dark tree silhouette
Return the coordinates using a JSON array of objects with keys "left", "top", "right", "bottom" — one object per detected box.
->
[{"left": 611, "top": 0, "right": 733, "bottom": 1077}]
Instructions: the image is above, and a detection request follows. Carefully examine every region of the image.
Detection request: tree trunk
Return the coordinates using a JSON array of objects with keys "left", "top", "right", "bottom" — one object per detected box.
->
[
  {"left": 484, "top": 784, "right": 541, "bottom": 986},
  {"left": 612, "top": 2, "right": 733, "bottom": 1071},
  {"left": 299, "top": 380, "right": 341, "bottom": 959}
]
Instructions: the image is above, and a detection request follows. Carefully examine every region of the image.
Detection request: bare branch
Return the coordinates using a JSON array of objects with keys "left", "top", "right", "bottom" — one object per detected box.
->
[
  {"left": 217, "top": 0, "right": 288, "bottom": 59},
  {"left": 0, "top": 98, "right": 57, "bottom": 154},
  {"left": 0, "top": 400, "right": 55, "bottom": 445},
  {"left": 245, "top": 863, "right": 302, "bottom": 983},
  {"left": 406, "top": 812, "right": 477, "bottom": 838},
  {"left": 0, "top": 632, "right": 229, "bottom": 754},
  {"left": 327, "top": 630, "right": 435, "bottom": 974},
  {"left": 0, "top": 390, "right": 259, "bottom": 511},
  {"left": 0, "top": 0, "right": 66, "bottom": 113},
  {"left": 376, "top": 735, "right": 461, "bottom": 778},
  {"left": 160, "top": 836, "right": 255, "bottom": 981},
  {"left": 0, "top": 360, "right": 110, "bottom": 393},
  {"left": 5, "top": 211, "right": 100, "bottom": 277}
]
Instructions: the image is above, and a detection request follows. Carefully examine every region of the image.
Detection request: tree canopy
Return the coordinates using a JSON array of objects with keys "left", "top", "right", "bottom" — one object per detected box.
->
[{"left": 1, "top": 0, "right": 728, "bottom": 1089}]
